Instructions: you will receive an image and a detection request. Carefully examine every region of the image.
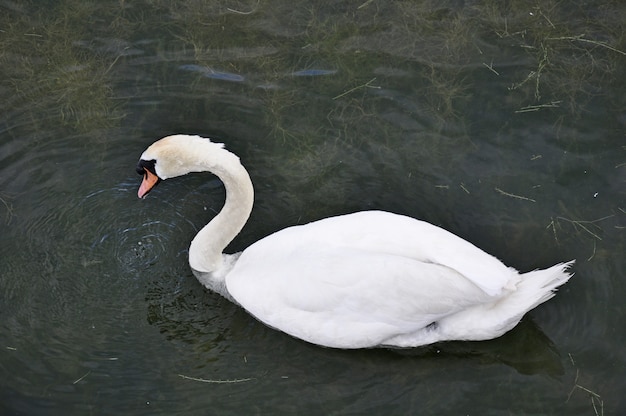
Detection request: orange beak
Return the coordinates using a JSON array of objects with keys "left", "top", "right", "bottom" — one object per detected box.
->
[{"left": 138, "top": 169, "right": 160, "bottom": 198}]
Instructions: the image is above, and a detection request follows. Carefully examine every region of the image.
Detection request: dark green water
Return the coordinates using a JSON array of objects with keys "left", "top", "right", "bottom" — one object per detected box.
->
[{"left": 1, "top": 1, "right": 624, "bottom": 414}]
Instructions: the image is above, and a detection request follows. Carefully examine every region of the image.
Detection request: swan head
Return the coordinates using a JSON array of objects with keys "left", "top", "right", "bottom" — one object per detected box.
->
[
  {"left": 136, "top": 158, "right": 161, "bottom": 198},
  {"left": 136, "top": 134, "right": 226, "bottom": 198}
]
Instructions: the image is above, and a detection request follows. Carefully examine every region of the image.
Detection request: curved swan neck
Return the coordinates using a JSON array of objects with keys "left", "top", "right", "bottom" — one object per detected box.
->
[{"left": 187, "top": 142, "right": 254, "bottom": 275}]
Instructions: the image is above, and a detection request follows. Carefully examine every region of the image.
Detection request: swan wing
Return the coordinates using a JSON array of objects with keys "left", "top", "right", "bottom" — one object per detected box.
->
[
  {"left": 226, "top": 213, "right": 506, "bottom": 348},
  {"left": 250, "top": 211, "right": 517, "bottom": 295},
  {"left": 228, "top": 247, "right": 494, "bottom": 348}
]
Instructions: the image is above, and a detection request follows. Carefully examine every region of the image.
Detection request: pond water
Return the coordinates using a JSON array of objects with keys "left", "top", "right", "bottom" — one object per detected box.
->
[{"left": 1, "top": 1, "right": 624, "bottom": 414}]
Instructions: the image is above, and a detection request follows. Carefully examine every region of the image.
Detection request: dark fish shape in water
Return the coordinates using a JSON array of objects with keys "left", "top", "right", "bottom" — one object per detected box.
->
[
  {"left": 291, "top": 69, "right": 337, "bottom": 77},
  {"left": 178, "top": 64, "right": 245, "bottom": 82}
]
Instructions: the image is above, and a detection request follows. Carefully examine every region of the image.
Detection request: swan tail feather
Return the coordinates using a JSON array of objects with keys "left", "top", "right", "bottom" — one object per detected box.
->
[
  {"left": 514, "top": 260, "right": 575, "bottom": 311},
  {"left": 459, "top": 260, "right": 576, "bottom": 340}
]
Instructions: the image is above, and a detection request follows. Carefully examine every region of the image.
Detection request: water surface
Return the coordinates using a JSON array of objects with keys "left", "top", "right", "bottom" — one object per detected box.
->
[{"left": 1, "top": 1, "right": 625, "bottom": 414}]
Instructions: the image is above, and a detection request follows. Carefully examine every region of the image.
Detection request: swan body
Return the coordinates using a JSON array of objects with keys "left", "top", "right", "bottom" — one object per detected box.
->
[{"left": 137, "top": 134, "right": 574, "bottom": 349}]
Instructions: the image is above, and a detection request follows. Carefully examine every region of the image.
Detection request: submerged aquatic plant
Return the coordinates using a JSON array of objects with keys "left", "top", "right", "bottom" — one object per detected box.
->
[{"left": 0, "top": 1, "right": 126, "bottom": 135}]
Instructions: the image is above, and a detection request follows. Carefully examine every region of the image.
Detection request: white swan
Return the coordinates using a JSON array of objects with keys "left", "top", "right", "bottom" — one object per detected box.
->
[{"left": 136, "top": 134, "right": 574, "bottom": 349}]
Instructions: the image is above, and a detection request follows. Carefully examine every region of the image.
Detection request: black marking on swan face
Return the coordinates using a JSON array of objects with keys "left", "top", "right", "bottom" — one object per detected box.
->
[{"left": 136, "top": 159, "right": 157, "bottom": 176}]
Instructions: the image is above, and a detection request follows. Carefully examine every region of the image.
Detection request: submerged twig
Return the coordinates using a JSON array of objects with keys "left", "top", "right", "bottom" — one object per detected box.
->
[
  {"left": 567, "top": 369, "right": 604, "bottom": 416},
  {"left": 587, "top": 239, "right": 597, "bottom": 261},
  {"left": 482, "top": 61, "right": 500, "bottom": 75},
  {"left": 547, "top": 35, "right": 626, "bottom": 56},
  {"left": 73, "top": 371, "right": 91, "bottom": 384},
  {"left": 509, "top": 70, "right": 537, "bottom": 91},
  {"left": 546, "top": 218, "right": 559, "bottom": 244},
  {"left": 333, "top": 77, "right": 379, "bottom": 100},
  {"left": 178, "top": 374, "right": 254, "bottom": 384},
  {"left": 227, "top": 0, "right": 260, "bottom": 15},
  {"left": 494, "top": 187, "right": 536, "bottom": 202},
  {"left": 515, "top": 101, "right": 561, "bottom": 113},
  {"left": 555, "top": 215, "right": 614, "bottom": 241},
  {"left": 103, "top": 47, "right": 130, "bottom": 76}
]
